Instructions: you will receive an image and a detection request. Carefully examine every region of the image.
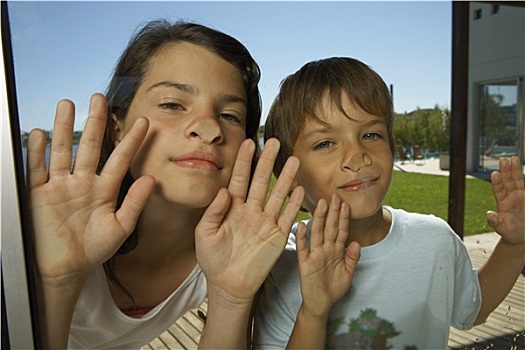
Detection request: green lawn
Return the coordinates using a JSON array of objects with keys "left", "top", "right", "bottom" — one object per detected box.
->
[
  {"left": 384, "top": 171, "right": 496, "bottom": 236},
  {"left": 273, "top": 171, "right": 496, "bottom": 237}
]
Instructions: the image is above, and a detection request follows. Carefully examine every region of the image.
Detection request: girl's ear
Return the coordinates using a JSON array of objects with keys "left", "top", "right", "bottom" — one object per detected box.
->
[{"left": 111, "top": 113, "right": 123, "bottom": 147}]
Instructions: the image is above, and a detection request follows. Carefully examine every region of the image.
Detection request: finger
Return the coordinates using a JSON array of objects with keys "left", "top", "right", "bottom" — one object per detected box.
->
[
  {"left": 100, "top": 117, "right": 149, "bottom": 181},
  {"left": 72, "top": 94, "right": 107, "bottom": 174},
  {"left": 486, "top": 210, "right": 502, "bottom": 231},
  {"left": 227, "top": 139, "right": 255, "bottom": 202},
  {"left": 115, "top": 175, "right": 156, "bottom": 234},
  {"left": 277, "top": 185, "right": 305, "bottom": 238},
  {"left": 48, "top": 99, "right": 75, "bottom": 176},
  {"left": 497, "top": 157, "right": 516, "bottom": 193},
  {"left": 26, "top": 129, "right": 49, "bottom": 190},
  {"left": 491, "top": 170, "right": 506, "bottom": 205},
  {"left": 195, "top": 188, "right": 232, "bottom": 237},
  {"left": 245, "top": 138, "right": 280, "bottom": 208},
  {"left": 310, "top": 198, "right": 328, "bottom": 249},
  {"left": 345, "top": 241, "right": 361, "bottom": 272},
  {"left": 510, "top": 156, "right": 524, "bottom": 190},
  {"left": 295, "top": 222, "right": 309, "bottom": 264},
  {"left": 335, "top": 201, "right": 350, "bottom": 246},
  {"left": 324, "top": 193, "right": 342, "bottom": 243},
  {"left": 265, "top": 156, "right": 300, "bottom": 220}
]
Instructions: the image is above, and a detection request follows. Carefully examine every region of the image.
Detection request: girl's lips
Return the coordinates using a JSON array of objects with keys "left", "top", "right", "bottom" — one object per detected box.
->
[
  {"left": 170, "top": 150, "right": 222, "bottom": 171},
  {"left": 171, "top": 159, "right": 219, "bottom": 170},
  {"left": 339, "top": 178, "right": 379, "bottom": 192}
]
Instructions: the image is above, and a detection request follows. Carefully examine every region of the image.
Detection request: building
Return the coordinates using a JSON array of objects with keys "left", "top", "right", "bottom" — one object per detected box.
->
[{"left": 467, "top": 2, "right": 524, "bottom": 175}]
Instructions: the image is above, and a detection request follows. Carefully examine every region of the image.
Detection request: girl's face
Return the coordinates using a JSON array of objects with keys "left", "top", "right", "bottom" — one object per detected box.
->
[
  {"left": 292, "top": 92, "right": 393, "bottom": 220},
  {"left": 115, "top": 42, "right": 248, "bottom": 208}
]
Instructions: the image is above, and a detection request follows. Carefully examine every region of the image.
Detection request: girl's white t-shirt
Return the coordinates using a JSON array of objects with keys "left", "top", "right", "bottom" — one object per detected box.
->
[{"left": 68, "top": 264, "right": 207, "bottom": 349}]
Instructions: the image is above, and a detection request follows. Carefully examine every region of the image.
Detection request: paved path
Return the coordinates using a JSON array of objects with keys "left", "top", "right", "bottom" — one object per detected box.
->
[{"left": 394, "top": 157, "right": 479, "bottom": 178}]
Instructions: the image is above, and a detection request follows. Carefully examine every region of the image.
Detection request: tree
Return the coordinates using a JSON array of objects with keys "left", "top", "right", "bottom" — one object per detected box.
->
[{"left": 393, "top": 106, "right": 450, "bottom": 154}]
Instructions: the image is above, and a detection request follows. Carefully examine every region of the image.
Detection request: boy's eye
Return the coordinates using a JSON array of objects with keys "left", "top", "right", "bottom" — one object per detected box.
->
[
  {"left": 363, "top": 132, "right": 381, "bottom": 141},
  {"left": 313, "top": 140, "right": 334, "bottom": 150}
]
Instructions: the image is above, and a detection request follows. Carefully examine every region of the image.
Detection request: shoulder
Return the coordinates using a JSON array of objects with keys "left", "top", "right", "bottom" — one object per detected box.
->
[
  {"left": 389, "top": 206, "right": 447, "bottom": 225},
  {"left": 388, "top": 207, "right": 465, "bottom": 252},
  {"left": 389, "top": 206, "right": 455, "bottom": 235}
]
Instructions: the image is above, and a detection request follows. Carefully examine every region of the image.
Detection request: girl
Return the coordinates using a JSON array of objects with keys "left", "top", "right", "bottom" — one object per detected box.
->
[{"left": 27, "top": 19, "right": 304, "bottom": 349}]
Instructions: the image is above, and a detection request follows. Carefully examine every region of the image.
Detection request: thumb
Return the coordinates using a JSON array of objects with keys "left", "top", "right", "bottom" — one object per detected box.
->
[
  {"left": 345, "top": 241, "right": 361, "bottom": 270},
  {"left": 486, "top": 210, "right": 501, "bottom": 231},
  {"left": 196, "top": 188, "right": 232, "bottom": 236},
  {"left": 116, "top": 175, "right": 156, "bottom": 235}
]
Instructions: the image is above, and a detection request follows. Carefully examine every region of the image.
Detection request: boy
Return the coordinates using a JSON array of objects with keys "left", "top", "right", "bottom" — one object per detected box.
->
[{"left": 253, "top": 57, "right": 524, "bottom": 349}]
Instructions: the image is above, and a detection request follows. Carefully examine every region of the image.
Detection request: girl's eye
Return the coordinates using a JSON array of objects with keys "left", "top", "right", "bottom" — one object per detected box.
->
[
  {"left": 363, "top": 132, "right": 381, "bottom": 141},
  {"left": 313, "top": 140, "right": 334, "bottom": 150},
  {"left": 218, "top": 113, "right": 242, "bottom": 125},
  {"left": 159, "top": 102, "right": 184, "bottom": 110}
]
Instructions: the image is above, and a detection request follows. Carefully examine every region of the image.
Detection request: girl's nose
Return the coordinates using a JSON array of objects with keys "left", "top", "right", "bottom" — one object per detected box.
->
[{"left": 185, "top": 112, "right": 224, "bottom": 144}]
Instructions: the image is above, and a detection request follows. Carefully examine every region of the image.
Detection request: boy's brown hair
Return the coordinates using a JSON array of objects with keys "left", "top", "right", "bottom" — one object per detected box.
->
[{"left": 264, "top": 57, "right": 395, "bottom": 177}]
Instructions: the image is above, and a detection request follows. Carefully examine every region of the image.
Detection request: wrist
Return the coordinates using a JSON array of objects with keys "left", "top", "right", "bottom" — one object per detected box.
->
[
  {"left": 298, "top": 302, "right": 330, "bottom": 323},
  {"left": 499, "top": 236, "right": 525, "bottom": 247},
  {"left": 35, "top": 272, "right": 89, "bottom": 350},
  {"left": 201, "top": 285, "right": 254, "bottom": 349},
  {"left": 206, "top": 284, "right": 254, "bottom": 315},
  {"left": 36, "top": 267, "right": 90, "bottom": 291},
  {"left": 494, "top": 238, "right": 525, "bottom": 264}
]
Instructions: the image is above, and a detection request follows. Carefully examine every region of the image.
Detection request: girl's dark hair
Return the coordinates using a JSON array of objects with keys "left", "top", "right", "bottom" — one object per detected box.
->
[{"left": 99, "top": 19, "right": 262, "bottom": 307}]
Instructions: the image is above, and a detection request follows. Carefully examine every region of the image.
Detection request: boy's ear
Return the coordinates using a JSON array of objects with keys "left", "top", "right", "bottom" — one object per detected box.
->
[{"left": 111, "top": 113, "right": 123, "bottom": 147}]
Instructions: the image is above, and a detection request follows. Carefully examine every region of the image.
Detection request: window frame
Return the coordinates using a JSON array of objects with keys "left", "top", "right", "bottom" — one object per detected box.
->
[{"left": 1, "top": 2, "right": 41, "bottom": 348}]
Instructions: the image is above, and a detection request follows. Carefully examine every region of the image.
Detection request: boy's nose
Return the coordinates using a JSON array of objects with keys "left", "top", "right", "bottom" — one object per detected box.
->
[
  {"left": 185, "top": 112, "right": 224, "bottom": 144},
  {"left": 342, "top": 147, "right": 372, "bottom": 172}
]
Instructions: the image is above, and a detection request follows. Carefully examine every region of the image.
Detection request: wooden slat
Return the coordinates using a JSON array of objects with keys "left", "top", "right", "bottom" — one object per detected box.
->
[
  {"left": 147, "top": 337, "right": 169, "bottom": 350},
  {"left": 448, "top": 233, "right": 525, "bottom": 349},
  {"left": 165, "top": 323, "right": 197, "bottom": 349},
  {"left": 158, "top": 329, "right": 186, "bottom": 350}
]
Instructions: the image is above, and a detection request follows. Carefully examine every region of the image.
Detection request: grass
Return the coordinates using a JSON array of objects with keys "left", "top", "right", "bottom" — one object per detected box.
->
[
  {"left": 272, "top": 171, "right": 496, "bottom": 237},
  {"left": 384, "top": 171, "right": 496, "bottom": 236}
]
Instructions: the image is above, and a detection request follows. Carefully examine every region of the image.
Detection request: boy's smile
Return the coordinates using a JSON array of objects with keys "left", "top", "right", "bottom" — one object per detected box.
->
[
  {"left": 292, "top": 92, "right": 393, "bottom": 221},
  {"left": 338, "top": 176, "right": 380, "bottom": 192}
]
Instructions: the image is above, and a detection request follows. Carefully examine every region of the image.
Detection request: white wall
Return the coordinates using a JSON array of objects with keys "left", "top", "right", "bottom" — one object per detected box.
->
[{"left": 467, "top": 2, "right": 525, "bottom": 172}]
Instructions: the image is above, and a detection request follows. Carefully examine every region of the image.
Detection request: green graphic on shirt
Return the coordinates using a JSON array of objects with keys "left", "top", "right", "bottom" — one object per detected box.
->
[{"left": 326, "top": 308, "right": 418, "bottom": 350}]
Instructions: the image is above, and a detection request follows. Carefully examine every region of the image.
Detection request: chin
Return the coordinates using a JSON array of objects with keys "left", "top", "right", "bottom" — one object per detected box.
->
[
  {"left": 346, "top": 201, "right": 384, "bottom": 220},
  {"left": 159, "top": 185, "right": 222, "bottom": 209}
]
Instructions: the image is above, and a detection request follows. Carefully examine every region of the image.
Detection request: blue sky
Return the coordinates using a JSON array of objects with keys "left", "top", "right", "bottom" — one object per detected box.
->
[{"left": 7, "top": 1, "right": 452, "bottom": 132}]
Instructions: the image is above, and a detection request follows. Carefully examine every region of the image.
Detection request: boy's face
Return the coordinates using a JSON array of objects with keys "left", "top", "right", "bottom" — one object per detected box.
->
[{"left": 292, "top": 93, "right": 393, "bottom": 220}]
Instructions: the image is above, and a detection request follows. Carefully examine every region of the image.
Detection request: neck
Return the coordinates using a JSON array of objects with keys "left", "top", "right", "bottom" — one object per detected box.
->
[
  {"left": 119, "top": 196, "right": 206, "bottom": 266},
  {"left": 345, "top": 207, "right": 392, "bottom": 247},
  {"left": 105, "top": 199, "right": 204, "bottom": 310}
]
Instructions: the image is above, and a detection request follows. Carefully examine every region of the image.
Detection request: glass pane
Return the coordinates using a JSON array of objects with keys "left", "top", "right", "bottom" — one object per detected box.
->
[{"left": 479, "top": 81, "right": 519, "bottom": 170}]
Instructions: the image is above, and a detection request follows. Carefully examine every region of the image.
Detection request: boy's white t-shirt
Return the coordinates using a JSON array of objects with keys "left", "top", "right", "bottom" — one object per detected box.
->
[
  {"left": 68, "top": 263, "right": 207, "bottom": 349},
  {"left": 253, "top": 207, "right": 482, "bottom": 350}
]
